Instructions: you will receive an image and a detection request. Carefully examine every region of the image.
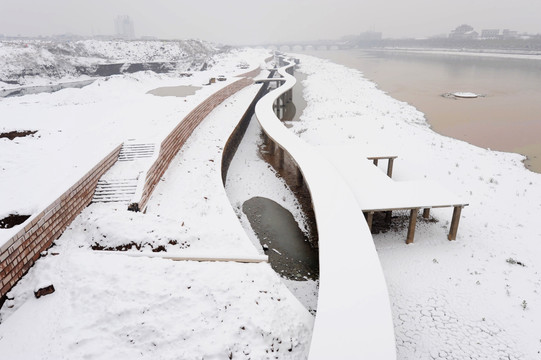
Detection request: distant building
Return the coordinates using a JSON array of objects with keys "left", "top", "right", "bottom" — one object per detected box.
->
[
  {"left": 502, "top": 29, "right": 518, "bottom": 39},
  {"left": 359, "top": 31, "right": 382, "bottom": 41},
  {"left": 114, "top": 15, "right": 135, "bottom": 39},
  {"left": 481, "top": 29, "right": 500, "bottom": 39},
  {"left": 449, "top": 24, "right": 478, "bottom": 39}
]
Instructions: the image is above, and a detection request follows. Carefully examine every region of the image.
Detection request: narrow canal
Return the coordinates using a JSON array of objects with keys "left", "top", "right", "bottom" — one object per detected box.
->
[{"left": 224, "top": 69, "right": 319, "bottom": 314}]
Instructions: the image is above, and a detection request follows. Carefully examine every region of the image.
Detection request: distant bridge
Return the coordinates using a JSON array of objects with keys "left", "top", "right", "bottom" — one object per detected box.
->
[{"left": 254, "top": 40, "right": 356, "bottom": 51}]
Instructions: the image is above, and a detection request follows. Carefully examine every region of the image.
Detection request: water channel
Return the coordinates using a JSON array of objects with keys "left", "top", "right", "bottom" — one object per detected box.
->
[
  {"left": 224, "top": 69, "right": 319, "bottom": 312},
  {"left": 242, "top": 197, "right": 318, "bottom": 281},
  {"left": 305, "top": 49, "right": 541, "bottom": 173},
  {"left": 0, "top": 79, "right": 95, "bottom": 98}
]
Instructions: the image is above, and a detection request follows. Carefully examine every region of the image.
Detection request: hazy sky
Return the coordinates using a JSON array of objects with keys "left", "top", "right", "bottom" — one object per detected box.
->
[{"left": 1, "top": 0, "right": 540, "bottom": 44}]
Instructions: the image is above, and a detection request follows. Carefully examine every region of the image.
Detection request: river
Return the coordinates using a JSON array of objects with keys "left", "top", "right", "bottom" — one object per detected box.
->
[{"left": 304, "top": 49, "right": 541, "bottom": 173}]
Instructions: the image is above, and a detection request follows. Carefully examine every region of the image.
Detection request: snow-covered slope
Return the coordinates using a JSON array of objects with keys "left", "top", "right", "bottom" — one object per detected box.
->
[{"left": 0, "top": 39, "right": 221, "bottom": 88}]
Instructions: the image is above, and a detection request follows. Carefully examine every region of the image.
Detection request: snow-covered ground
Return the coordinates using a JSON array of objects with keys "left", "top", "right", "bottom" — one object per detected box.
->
[
  {"left": 2, "top": 42, "right": 541, "bottom": 359},
  {"left": 0, "top": 46, "right": 316, "bottom": 359},
  {"left": 0, "top": 46, "right": 268, "bottom": 245},
  {"left": 291, "top": 54, "right": 541, "bottom": 359}
]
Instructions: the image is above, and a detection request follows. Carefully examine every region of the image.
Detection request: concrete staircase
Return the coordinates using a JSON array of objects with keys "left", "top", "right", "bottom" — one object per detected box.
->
[
  {"left": 118, "top": 143, "right": 155, "bottom": 162},
  {"left": 92, "top": 179, "right": 138, "bottom": 203}
]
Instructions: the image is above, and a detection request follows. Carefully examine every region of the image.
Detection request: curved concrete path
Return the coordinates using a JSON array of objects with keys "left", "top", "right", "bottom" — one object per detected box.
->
[{"left": 254, "top": 58, "right": 397, "bottom": 359}]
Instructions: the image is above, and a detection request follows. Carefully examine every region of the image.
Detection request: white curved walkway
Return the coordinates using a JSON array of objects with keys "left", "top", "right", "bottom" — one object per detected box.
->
[{"left": 255, "top": 58, "right": 397, "bottom": 359}]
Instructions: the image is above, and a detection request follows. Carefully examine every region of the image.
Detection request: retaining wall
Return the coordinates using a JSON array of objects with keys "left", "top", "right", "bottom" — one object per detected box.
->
[
  {"left": 221, "top": 82, "right": 270, "bottom": 184},
  {"left": 0, "top": 145, "right": 122, "bottom": 300},
  {"left": 134, "top": 76, "right": 256, "bottom": 211},
  {"left": 0, "top": 63, "right": 266, "bottom": 301}
]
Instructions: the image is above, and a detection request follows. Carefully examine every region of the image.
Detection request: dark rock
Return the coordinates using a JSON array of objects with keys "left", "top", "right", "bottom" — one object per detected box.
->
[{"left": 34, "top": 285, "right": 55, "bottom": 299}]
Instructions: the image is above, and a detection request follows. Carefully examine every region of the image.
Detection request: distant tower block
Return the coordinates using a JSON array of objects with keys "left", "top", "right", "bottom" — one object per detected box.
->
[{"left": 114, "top": 15, "right": 135, "bottom": 39}]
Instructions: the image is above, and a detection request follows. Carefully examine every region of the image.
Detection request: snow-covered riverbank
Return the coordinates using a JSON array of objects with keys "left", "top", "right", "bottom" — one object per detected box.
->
[
  {"left": 2, "top": 44, "right": 540, "bottom": 359},
  {"left": 292, "top": 53, "right": 541, "bottom": 359}
]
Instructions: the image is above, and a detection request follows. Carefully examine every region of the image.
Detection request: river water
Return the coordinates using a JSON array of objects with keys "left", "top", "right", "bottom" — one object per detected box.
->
[{"left": 304, "top": 49, "right": 541, "bottom": 173}]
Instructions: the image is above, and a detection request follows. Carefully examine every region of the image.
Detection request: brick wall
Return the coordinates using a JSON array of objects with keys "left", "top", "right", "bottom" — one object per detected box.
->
[
  {"left": 0, "top": 145, "right": 122, "bottom": 300},
  {"left": 221, "top": 82, "right": 269, "bottom": 184},
  {"left": 0, "top": 62, "right": 269, "bottom": 299},
  {"left": 135, "top": 76, "right": 257, "bottom": 211}
]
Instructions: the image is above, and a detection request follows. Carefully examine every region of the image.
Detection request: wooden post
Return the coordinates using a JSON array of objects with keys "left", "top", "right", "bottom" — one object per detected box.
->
[
  {"left": 387, "top": 158, "right": 394, "bottom": 178},
  {"left": 373, "top": 158, "right": 379, "bottom": 166},
  {"left": 365, "top": 211, "right": 374, "bottom": 231},
  {"left": 406, "top": 208, "right": 418, "bottom": 244},
  {"left": 385, "top": 211, "right": 392, "bottom": 225},
  {"left": 448, "top": 206, "right": 462, "bottom": 241},
  {"left": 423, "top": 208, "right": 430, "bottom": 219}
]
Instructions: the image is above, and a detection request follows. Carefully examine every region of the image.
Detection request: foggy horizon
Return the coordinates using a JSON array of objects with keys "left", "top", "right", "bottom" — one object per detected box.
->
[{"left": 1, "top": 0, "right": 541, "bottom": 45}]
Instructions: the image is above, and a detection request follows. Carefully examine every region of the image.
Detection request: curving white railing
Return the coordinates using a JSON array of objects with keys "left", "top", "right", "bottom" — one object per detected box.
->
[{"left": 254, "top": 57, "right": 397, "bottom": 359}]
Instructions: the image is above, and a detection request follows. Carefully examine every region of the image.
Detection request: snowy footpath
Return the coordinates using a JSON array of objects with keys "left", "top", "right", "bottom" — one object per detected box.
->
[{"left": 291, "top": 54, "right": 541, "bottom": 359}]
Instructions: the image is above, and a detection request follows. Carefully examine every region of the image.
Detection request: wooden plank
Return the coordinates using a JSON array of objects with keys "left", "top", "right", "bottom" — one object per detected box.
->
[
  {"left": 423, "top": 208, "right": 430, "bottom": 219},
  {"left": 406, "top": 208, "right": 419, "bottom": 244},
  {"left": 366, "top": 156, "right": 398, "bottom": 160},
  {"left": 100, "top": 251, "right": 269, "bottom": 263},
  {"left": 448, "top": 206, "right": 463, "bottom": 241},
  {"left": 362, "top": 203, "right": 468, "bottom": 213}
]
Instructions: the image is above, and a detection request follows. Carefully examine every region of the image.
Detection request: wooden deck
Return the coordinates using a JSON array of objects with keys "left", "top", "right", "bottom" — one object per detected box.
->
[{"left": 325, "top": 147, "right": 469, "bottom": 244}]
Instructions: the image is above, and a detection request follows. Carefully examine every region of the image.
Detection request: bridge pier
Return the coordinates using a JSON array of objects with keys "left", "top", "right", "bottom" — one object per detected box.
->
[
  {"left": 296, "top": 166, "right": 303, "bottom": 186},
  {"left": 268, "top": 136, "right": 275, "bottom": 153},
  {"left": 276, "top": 146, "right": 284, "bottom": 169}
]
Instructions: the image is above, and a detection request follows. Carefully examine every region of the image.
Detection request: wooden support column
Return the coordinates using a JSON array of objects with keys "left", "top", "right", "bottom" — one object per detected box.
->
[
  {"left": 365, "top": 211, "right": 374, "bottom": 231},
  {"left": 385, "top": 211, "right": 392, "bottom": 225},
  {"left": 423, "top": 208, "right": 430, "bottom": 219},
  {"left": 406, "top": 208, "right": 419, "bottom": 244},
  {"left": 373, "top": 159, "right": 379, "bottom": 166},
  {"left": 387, "top": 158, "right": 395, "bottom": 178},
  {"left": 448, "top": 206, "right": 463, "bottom": 241}
]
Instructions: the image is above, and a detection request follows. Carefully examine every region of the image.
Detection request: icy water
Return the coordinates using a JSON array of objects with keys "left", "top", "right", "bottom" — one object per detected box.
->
[
  {"left": 282, "top": 72, "right": 308, "bottom": 124},
  {"left": 147, "top": 85, "right": 201, "bottom": 97},
  {"left": 0, "top": 80, "right": 95, "bottom": 98},
  {"left": 242, "top": 197, "right": 319, "bottom": 281},
  {"left": 305, "top": 49, "right": 541, "bottom": 173}
]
